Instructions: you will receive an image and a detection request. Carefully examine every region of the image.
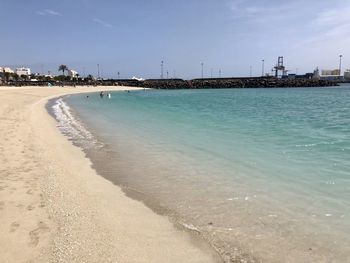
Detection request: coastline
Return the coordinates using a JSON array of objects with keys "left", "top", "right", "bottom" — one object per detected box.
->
[
  {"left": 49, "top": 87, "right": 350, "bottom": 263},
  {"left": 0, "top": 86, "right": 220, "bottom": 263}
]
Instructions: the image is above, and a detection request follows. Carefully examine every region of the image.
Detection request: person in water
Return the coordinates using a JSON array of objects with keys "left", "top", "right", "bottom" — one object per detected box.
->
[
  {"left": 100, "top": 91, "right": 104, "bottom": 98},
  {"left": 107, "top": 93, "right": 111, "bottom": 99}
]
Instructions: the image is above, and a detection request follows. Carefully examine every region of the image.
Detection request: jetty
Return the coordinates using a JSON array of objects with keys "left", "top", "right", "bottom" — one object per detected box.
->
[{"left": 1, "top": 77, "right": 337, "bottom": 89}]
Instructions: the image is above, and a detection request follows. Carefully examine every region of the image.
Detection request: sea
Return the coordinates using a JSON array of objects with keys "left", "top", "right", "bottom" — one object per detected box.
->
[{"left": 50, "top": 85, "right": 350, "bottom": 262}]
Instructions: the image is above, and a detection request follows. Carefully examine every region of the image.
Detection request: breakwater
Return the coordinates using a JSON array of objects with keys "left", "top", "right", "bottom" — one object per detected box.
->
[
  {"left": 2, "top": 77, "right": 337, "bottom": 89},
  {"left": 142, "top": 77, "right": 337, "bottom": 89}
]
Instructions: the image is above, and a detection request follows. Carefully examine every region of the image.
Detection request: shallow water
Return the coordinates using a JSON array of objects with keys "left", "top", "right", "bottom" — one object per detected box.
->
[{"left": 54, "top": 86, "right": 350, "bottom": 262}]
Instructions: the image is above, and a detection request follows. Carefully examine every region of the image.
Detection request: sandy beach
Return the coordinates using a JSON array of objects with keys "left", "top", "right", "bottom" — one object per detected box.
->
[{"left": 0, "top": 86, "right": 220, "bottom": 263}]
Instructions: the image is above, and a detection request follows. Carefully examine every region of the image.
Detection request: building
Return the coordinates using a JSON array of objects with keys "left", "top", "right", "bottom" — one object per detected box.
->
[
  {"left": 15, "top": 67, "right": 31, "bottom": 76},
  {"left": 320, "top": 69, "right": 342, "bottom": 81},
  {"left": 344, "top": 70, "right": 350, "bottom": 81},
  {"left": 321, "top": 69, "right": 340, "bottom": 76},
  {"left": 67, "top": 69, "right": 78, "bottom": 78},
  {"left": 0, "top": 67, "right": 15, "bottom": 74},
  {"left": 284, "top": 73, "right": 314, "bottom": 80}
]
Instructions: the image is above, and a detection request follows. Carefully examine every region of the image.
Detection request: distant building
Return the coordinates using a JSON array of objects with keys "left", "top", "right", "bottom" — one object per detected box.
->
[
  {"left": 286, "top": 74, "right": 296, "bottom": 79},
  {"left": 16, "top": 67, "right": 31, "bottom": 76},
  {"left": 320, "top": 69, "right": 342, "bottom": 81},
  {"left": 67, "top": 69, "right": 78, "bottom": 78},
  {"left": 0, "top": 66, "right": 15, "bottom": 74},
  {"left": 344, "top": 70, "right": 350, "bottom": 81},
  {"left": 321, "top": 69, "right": 340, "bottom": 76},
  {"left": 284, "top": 73, "right": 313, "bottom": 80},
  {"left": 313, "top": 68, "right": 320, "bottom": 79}
]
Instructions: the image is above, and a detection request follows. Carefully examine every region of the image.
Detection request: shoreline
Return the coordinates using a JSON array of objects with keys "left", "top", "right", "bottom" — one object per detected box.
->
[
  {"left": 52, "top": 93, "right": 264, "bottom": 263},
  {"left": 0, "top": 86, "right": 221, "bottom": 263},
  {"left": 48, "top": 95, "right": 228, "bottom": 260},
  {"left": 53, "top": 87, "right": 350, "bottom": 263}
]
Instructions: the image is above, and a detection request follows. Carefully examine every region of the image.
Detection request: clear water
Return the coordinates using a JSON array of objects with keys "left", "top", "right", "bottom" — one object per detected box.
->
[{"left": 59, "top": 86, "right": 350, "bottom": 262}]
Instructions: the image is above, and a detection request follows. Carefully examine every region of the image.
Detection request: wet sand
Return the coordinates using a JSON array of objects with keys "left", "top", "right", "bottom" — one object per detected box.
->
[{"left": 0, "top": 86, "right": 220, "bottom": 263}]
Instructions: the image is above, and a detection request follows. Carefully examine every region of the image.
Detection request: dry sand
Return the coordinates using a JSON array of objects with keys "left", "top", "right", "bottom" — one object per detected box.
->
[{"left": 0, "top": 86, "right": 221, "bottom": 263}]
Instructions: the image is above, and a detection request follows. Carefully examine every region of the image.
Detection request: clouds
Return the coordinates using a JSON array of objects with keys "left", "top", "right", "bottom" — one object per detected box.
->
[
  {"left": 226, "top": 0, "right": 350, "bottom": 42},
  {"left": 311, "top": 5, "right": 350, "bottom": 40},
  {"left": 36, "top": 9, "right": 62, "bottom": 16},
  {"left": 228, "top": 0, "right": 303, "bottom": 23},
  {"left": 35, "top": 9, "right": 113, "bottom": 29},
  {"left": 313, "top": 6, "right": 350, "bottom": 27},
  {"left": 92, "top": 18, "right": 113, "bottom": 28},
  {"left": 7, "top": 0, "right": 348, "bottom": 77}
]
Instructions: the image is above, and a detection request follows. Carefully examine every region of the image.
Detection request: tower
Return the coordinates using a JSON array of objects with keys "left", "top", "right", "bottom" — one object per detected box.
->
[{"left": 274, "top": 56, "right": 286, "bottom": 78}]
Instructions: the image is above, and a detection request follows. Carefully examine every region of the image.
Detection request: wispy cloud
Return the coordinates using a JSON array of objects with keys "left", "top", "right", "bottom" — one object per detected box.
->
[
  {"left": 304, "top": 4, "right": 350, "bottom": 44},
  {"left": 313, "top": 6, "right": 350, "bottom": 27},
  {"left": 36, "top": 9, "right": 62, "bottom": 16},
  {"left": 227, "top": 1, "right": 299, "bottom": 24},
  {"left": 282, "top": 1, "right": 350, "bottom": 60},
  {"left": 93, "top": 18, "right": 113, "bottom": 28}
]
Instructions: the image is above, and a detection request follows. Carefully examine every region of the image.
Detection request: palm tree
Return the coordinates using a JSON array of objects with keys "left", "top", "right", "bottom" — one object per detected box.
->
[
  {"left": 12, "top": 73, "right": 19, "bottom": 81},
  {"left": 58, "top": 65, "right": 68, "bottom": 76}
]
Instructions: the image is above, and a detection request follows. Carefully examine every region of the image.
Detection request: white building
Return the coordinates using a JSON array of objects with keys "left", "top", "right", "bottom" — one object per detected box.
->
[
  {"left": 344, "top": 70, "right": 350, "bottom": 81},
  {"left": 68, "top": 69, "right": 78, "bottom": 78},
  {"left": 16, "top": 67, "right": 31, "bottom": 76},
  {"left": 321, "top": 69, "right": 340, "bottom": 76},
  {"left": 0, "top": 67, "right": 15, "bottom": 74},
  {"left": 320, "top": 69, "right": 342, "bottom": 81}
]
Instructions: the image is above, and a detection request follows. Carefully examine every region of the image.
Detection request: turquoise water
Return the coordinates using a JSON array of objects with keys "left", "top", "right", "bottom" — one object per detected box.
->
[{"left": 60, "top": 86, "right": 350, "bottom": 262}]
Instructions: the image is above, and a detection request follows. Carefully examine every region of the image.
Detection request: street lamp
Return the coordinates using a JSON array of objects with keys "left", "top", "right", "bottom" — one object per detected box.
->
[
  {"left": 97, "top": 64, "right": 100, "bottom": 79},
  {"left": 262, "top": 60, "right": 265, "bottom": 76},
  {"left": 339, "top": 55, "right": 343, "bottom": 76},
  {"left": 201, "top": 62, "right": 204, "bottom": 79},
  {"left": 161, "top": 61, "right": 164, "bottom": 79}
]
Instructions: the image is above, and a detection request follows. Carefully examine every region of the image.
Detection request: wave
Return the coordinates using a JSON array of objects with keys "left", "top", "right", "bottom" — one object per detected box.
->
[{"left": 51, "top": 97, "right": 103, "bottom": 149}]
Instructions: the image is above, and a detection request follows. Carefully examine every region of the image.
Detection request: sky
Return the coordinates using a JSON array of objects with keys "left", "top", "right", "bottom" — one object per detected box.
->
[{"left": 0, "top": 0, "right": 349, "bottom": 79}]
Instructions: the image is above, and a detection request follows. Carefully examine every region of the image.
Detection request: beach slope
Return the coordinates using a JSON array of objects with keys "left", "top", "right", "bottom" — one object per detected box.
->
[{"left": 0, "top": 86, "right": 219, "bottom": 263}]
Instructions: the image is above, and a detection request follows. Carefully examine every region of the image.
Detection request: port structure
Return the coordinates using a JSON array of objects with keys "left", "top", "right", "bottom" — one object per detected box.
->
[{"left": 274, "top": 56, "right": 288, "bottom": 78}]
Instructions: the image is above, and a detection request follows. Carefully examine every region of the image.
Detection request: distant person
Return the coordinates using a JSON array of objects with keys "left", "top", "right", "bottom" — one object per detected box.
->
[
  {"left": 86, "top": 95, "right": 89, "bottom": 98},
  {"left": 107, "top": 93, "right": 111, "bottom": 99},
  {"left": 100, "top": 91, "right": 104, "bottom": 98}
]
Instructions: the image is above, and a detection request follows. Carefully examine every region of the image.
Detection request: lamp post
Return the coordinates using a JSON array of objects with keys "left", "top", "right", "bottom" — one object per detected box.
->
[
  {"left": 339, "top": 55, "right": 343, "bottom": 76},
  {"left": 262, "top": 60, "right": 265, "bottom": 76},
  {"left": 97, "top": 64, "right": 100, "bottom": 79},
  {"left": 161, "top": 61, "right": 164, "bottom": 79},
  {"left": 201, "top": 62, "right": 204, "bottom": 79}
]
